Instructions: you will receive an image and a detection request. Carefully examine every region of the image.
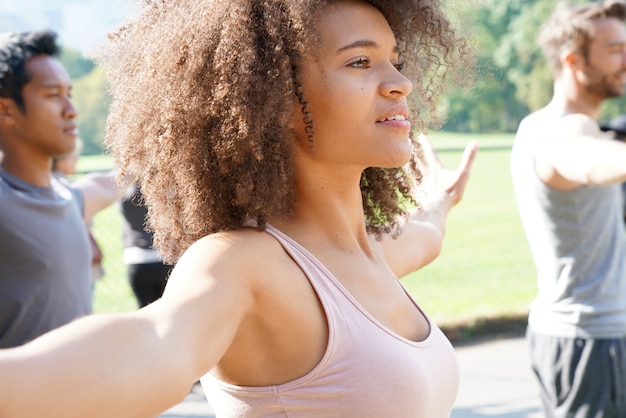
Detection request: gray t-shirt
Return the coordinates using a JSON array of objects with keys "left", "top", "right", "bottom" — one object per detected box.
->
[{"left": 0, "top": 169, "right": 92, "bottom": 348}]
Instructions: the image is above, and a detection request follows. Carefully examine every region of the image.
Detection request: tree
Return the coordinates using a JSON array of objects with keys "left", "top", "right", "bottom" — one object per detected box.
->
[
  {"left": 72, "top": 66, "right": 111, "bottom": 155},
  {"left": 59, "top": 47, "right": 96, "bottom": 80},
  {"left": 442, "top": 0, "right": 533, "bottom": 132},
  {"left": 442, "top": 0, "right": 626, "bottom": 133},
  {"left": 56, "top": 45, "right": 109, "bottom": 155}
]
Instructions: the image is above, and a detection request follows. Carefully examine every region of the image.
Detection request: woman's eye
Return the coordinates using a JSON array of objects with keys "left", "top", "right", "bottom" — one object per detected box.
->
[
  {"left": 394, "top": 62, "right": 404, "bottom": 72},
  {"left": 350, "top": 57, "right": 371, "bottom": 69}
]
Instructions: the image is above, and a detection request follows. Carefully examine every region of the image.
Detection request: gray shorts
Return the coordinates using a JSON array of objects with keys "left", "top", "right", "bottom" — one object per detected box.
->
[{"left": 527, "top": 328, "right": 626, "bottom": 418}]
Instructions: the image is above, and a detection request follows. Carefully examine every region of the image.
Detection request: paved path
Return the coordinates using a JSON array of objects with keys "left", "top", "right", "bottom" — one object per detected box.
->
[
  {"left": 160, "top": 335, "right": 541, "bottom": 418},
  {"left": 452, "top": 335, "right": 541, "bottom": 418}
]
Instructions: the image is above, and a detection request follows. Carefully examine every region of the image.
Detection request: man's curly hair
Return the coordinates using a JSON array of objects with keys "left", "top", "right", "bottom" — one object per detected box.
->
[{"left": 98, "top": 0, "right": 468, "bottom": 262}]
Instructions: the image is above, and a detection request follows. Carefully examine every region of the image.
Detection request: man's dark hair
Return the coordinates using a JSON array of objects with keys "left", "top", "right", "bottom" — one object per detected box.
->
[{"left": 0, "top": 30, "right": 60, "bottom": 110}]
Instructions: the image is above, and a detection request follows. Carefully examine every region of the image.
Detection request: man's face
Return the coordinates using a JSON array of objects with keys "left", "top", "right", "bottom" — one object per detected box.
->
[
  {"left": 579, "top": 17, "right": 626, "bottom": 99},
  {"left": 5, "top": 54, "right": 78, "bottom": 158}
]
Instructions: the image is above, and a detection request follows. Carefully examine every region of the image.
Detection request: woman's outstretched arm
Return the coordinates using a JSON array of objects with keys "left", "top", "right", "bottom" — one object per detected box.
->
[
  {"left": 0, "top": 233, "right": 255, "bottom": 418},
  {"left": 380, "top": 137, "right": 478, "bottom": 278}
]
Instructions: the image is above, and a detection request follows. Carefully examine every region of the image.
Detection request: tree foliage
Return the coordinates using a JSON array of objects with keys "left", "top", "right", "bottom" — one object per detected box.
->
[
  {"left": 73, "top": 66, "right": 110, "bottom": 155},
  {"left": 59, "top": 47, "right": 96, "bottom": 80},
  {"left": 58, "top": 46, "right": 110, "bottom": 155},
  {"left": 443, "top": 0, "right": 626, "bottom": 132}
]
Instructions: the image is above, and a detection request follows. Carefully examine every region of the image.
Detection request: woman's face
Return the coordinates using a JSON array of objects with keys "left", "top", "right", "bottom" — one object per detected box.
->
[{"left": 295, "top": 0, "right": 413, "bottom": 170}]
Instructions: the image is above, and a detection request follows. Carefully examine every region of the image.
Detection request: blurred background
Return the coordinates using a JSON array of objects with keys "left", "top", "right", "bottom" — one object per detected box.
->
[{"left": 5, "top": 0, "right": 626, "bottom": 159}]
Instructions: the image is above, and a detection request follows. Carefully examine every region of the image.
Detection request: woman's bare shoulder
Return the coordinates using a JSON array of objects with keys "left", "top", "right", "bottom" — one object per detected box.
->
[{"left": 173, "top": 227, "right": 287, "bottom": 287}]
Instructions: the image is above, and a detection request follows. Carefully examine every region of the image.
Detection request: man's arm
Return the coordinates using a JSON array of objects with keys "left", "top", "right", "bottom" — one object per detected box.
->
[
  {"left": 379, "top": 138, "right": 478, "bottom": 278},
  {"left": 72, "top": 169, "right": 119, "bottom": 222},
  {"left": 537, "top": 113, "right": 626, "bottom": 188}
]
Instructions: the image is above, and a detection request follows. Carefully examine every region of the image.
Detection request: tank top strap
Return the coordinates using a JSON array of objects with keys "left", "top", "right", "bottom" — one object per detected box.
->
[{"left": 264, "top": 224, "right": 337, "bottom": 289}]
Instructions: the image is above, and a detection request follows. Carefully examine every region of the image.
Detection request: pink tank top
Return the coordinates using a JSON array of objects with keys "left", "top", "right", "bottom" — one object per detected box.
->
[{"left": 201, "top": 225, "right": 459, "bottom": 417}]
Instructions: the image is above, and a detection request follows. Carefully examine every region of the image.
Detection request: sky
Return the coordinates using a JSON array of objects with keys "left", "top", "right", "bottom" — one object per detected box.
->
[{"left": 0, "top": 0, "right": 135, "bottom": 54}]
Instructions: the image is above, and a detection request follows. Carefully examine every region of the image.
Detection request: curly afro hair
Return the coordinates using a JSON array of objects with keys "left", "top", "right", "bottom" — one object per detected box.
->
[{"left": 98, "top": 0, "right": 469, "bottom": 262}]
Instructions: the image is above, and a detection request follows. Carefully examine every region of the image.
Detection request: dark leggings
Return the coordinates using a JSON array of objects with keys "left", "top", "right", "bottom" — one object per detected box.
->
[{"left": 127, "top": 262, "right": 173, "bottom": 308}]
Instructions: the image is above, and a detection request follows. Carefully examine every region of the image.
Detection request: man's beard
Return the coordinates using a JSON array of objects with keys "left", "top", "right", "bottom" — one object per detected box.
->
[{"left": 583, "top": 64, "right": 626, "bottom": 99}]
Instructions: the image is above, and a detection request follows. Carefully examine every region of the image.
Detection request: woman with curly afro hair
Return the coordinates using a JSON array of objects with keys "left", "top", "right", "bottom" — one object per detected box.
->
[{"left": 0, "top": 0, "right": 477, "bottom": 417}]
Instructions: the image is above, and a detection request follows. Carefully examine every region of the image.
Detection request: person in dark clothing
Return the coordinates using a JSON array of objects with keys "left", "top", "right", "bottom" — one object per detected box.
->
[
  {"left": 121, "top": 184, "right": 172, "bottom": 307},
  {"left": 600, "top": 114, "right": 626, "bottom": 140},
  {"left": 600, "top": 114, "right": 626, "bottom": 223}
]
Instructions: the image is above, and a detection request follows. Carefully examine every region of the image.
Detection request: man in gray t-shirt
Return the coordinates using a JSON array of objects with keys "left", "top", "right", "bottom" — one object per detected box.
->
[{"left": 0, "top": 31, "right": 118, "bottom": 348}]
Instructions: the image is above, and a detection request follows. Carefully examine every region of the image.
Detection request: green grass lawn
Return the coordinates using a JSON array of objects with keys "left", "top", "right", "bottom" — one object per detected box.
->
[
  {"left": 76, "top": 154, "right": 140, "bottom": 312},
  {"left": 85, "top": 132, "right": 538, "bottom": 330},
  {"left": 404, "top": 133, "right": 536, "bottom": 328},
  {"left": 90, "top": 204, "right": 139, "bottom": 313}
]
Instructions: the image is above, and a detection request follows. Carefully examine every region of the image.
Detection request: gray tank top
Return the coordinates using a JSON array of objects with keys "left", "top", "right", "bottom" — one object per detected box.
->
[{"left": 511, "top": 112, "right": 626, "bottom": 338}]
